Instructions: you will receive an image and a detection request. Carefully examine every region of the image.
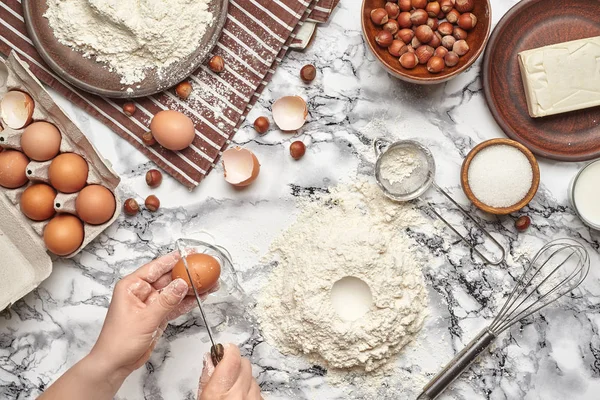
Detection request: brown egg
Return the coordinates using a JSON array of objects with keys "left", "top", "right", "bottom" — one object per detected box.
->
[
  {"left": 48, "top": 153, "right": 89, "bottom": 193},
  {"left": 172, "top": 254, "right": 221, "bottom": 295},
  {"left": 0, "top": 150, "right": 29, "bottom": 189},
  {"left": 150, "top": 110, "right": 195, "bottom": 151},
  {"left": 21, "top": 122, "right": 62, "bottom": 161},
  {"left": 43, "top": 214, "right": 85, "bottom": 256},
  {"left": 20, "top": 183, "right": 56, "bottom": 221},
  {"left": 75, "top": 185, "right": 116, "bottom": 225}
]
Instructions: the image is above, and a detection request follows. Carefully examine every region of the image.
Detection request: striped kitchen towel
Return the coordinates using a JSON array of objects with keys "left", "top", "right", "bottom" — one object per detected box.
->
[{"left": 0, "top": 0, "right": 338, "bottom": 189}]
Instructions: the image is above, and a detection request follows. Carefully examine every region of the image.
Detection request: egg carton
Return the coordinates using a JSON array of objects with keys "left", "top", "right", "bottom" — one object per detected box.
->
[{"left": 0, "top": 53, "right": 121, "bottom": 311}]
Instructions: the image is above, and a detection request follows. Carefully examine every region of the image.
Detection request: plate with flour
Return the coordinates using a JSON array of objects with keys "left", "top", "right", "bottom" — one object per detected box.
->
[{"left": 22, "top": 0, "right": 228, "bottom": 98}]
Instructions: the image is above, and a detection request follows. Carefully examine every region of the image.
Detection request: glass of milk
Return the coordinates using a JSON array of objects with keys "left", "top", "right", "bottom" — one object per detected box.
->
[{"left": 569, "top": 159, "right": 600, "bottom": 230}]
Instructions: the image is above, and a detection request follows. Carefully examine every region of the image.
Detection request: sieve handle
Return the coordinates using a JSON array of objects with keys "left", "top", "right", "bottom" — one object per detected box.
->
[
  {"left": 373, "top": 138, "right": 391, "bottom": 158},
  {"left": 417, "top": 328, "right": 497, "bottom": 400},
  {"left": 429, "top": 183, "right": 506, "bottom": 265}
]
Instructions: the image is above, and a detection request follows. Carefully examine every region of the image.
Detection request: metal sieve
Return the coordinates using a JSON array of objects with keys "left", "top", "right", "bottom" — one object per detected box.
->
[{"left": 374, "top": 138, "right": 506, "bottom": 265}]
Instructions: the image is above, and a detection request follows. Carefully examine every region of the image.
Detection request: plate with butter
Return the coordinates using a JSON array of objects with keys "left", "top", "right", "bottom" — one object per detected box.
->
[{"left": 482, "top": 0, "right": 600, "bottom": 161}]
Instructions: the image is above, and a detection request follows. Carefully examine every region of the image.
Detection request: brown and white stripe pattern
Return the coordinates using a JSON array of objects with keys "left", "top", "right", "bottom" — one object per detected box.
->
[{"left": 0, "top": 0, "right": 336, "bottom": 189}]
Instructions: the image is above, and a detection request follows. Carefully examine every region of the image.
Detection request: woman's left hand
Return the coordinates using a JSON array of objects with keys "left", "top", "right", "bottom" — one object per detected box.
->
[{"left": 90, "top": 251, "right": 197, "bottom": 381}]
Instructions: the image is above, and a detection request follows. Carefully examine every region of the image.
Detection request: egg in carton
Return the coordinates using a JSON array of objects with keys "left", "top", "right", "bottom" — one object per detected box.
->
[{"left": 0, "top": 53, "right": 121, "bottom": 311}]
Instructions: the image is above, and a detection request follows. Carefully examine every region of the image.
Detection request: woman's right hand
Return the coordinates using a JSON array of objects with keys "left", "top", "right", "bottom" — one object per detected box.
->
[{"left": 198, "top": 344, "right": 262, "bottom": 400}]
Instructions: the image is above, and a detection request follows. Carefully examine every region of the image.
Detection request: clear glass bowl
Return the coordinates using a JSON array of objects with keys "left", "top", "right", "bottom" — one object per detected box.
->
[{"left": 568, "top": 160, "right": 600, "bottom": 231}]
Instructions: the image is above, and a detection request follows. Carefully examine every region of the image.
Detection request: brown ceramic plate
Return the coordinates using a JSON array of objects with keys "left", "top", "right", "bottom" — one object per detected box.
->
[
  {"left": 461, "top": 138, "right": 540, "bottom": 215},
  {"left": 482, "top": 0, "right": 600, "bottom": 161},
  {"left": 361, "top": 0, "right": 491, "bottom": 84},
  {"left": 22, "top": 0, "right": 228, "bottom": 98}
]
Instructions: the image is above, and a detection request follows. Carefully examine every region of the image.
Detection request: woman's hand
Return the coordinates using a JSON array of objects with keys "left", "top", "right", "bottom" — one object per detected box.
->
[
  {"left": 90, "top": 251, "right": 197, "bottom": 380},
  {"left": 198, "top": 344, "right": 263, "bottom": 400},
  {"left": 40, "top": 252, "right": 197, "bottom": 400}
]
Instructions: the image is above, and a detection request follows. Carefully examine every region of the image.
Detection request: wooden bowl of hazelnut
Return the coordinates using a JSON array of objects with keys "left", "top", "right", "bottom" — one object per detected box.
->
[{"left": 361, "top": 0, "right": 491, "bottom": 84}]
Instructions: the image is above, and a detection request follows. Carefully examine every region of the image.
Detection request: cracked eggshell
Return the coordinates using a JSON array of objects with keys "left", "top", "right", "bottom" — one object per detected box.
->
[
  {"left": 272, "top": 96, "right": 308, "bottom": 131},
  {"left": 222, "top": 147, "right": 260, "bottom": 187},
  {"left": 1, "top": 91, "right": 34, "bottom": 129}
]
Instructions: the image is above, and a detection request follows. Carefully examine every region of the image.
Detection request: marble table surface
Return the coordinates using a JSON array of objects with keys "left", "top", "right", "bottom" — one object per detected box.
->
[{"left": 2, "top": 0, "right": 600, "bottom": 399}]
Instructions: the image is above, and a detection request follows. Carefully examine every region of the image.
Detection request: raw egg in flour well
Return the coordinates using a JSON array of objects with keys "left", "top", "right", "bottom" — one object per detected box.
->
[{"left": 172, "top": 254, "right": 221, "bottom": 295}]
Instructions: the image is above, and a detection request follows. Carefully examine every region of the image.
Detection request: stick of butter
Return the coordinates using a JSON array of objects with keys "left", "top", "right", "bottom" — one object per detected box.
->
[{"left": 517, "top": 36, "right": 600, "bottom": 118}]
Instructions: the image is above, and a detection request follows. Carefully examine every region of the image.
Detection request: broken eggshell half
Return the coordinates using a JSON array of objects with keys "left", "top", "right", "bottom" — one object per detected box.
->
[
  {"left": 272, "top": 95, "right": 308, "bottom": 132},
  {"left": 222, "top": 147, "right": 260, "bottom": 187},
  {"left": 1, "top": 91, "right": 34, "bottom": 129}
]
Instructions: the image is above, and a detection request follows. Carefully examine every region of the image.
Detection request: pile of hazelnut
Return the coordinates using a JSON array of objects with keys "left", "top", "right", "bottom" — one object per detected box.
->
[{"left": 370, "top": 0, "right": 477, "bottom": 73}]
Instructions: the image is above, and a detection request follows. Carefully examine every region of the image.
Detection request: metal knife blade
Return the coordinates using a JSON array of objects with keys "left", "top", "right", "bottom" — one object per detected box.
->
[{"left": 176, "top": 241, "right": 224, "bottom": 365}]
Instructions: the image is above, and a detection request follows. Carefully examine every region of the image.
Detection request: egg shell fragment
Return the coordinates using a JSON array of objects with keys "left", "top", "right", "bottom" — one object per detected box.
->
[
  {"left": 222, "top": 147, "right": 260, "bottom": 187},
  {"left": 0, "top": 91, "right": 34, "bottom": 129},
  {"left": 272, "top": 96, "right": 308, "bottom": 131}
]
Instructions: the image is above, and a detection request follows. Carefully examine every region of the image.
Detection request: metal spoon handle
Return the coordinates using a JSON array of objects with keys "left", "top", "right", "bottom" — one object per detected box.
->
[{"left": 417, "top": 328, "right": 496, "bottom": 400}]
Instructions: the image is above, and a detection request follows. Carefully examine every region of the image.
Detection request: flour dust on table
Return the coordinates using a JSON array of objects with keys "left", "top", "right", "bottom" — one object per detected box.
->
[
  {"left": 256, "top": 178, "right": 431, "bottom": 393},
  {"left": 44, "top": 0, "right": 214, "bottom": 84}
]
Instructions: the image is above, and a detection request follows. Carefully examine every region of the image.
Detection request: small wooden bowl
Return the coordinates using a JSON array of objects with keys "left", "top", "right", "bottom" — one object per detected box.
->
[
  {"left": 361, "top": 0, "right": 491, "bottom": 84},
  {"left": 461, "top": 138, "right": 540, "bottom": 215}
]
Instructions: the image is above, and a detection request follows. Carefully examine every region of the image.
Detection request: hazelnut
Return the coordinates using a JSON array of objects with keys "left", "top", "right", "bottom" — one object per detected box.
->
[
  {"left": 399, "top": 0, "right": 412, "bottom": 12},
  {"left": 123, "top": 198, "right": 139, "bottom": 216},
  {"left": 385, "top": 2, "right": 400, "bottom": 19},
  {"left": 388, "top": 40, "right": 406, "bottom": 57},
  {"left": 411, "top": 0, "right": 427, "bottom": 9},
  {"left": 411, "top": 36, "right": 422, "bottom": 49},
  {"left": 515, "top": 215, "right": 531, "bottom": 232},
  {"left": 429, "top": 31, "right": 442, "bottom": 48},
  {"left": 458, "top": 13, "right": 477, "bottom": 30},
  {"left": 438, "top": 21, "right": 454, "bottom": 36},
  {"left": 375, "top": 30, "right": 394, "bottom": 47},
  {"left": 398, "top": 44, "right": 414, "bottom": 56},
  {"left": 446, "top": 9, "right": 460, "bottom": 24},
  {"left": 455, "top": 0, "right": 474, "bottom": 13},
  {"left": 415, "top": 45, "right": 434, "bottom": 64},
  {"left": 425, "top": 1, "right": 440, "bottom": 17},
  {"left": 254, "top": 116, "right": 270, "bottom": 134},
  {"left": 427, "top": 56, "right": 445, "bottom": 73},
  {"left": 440, "top": 0, "right": 454, "bottom": 13},
  {"left": 453, "top": 39, "right": 470, "bottom": 56},
  {"left": 142, "top": 131, "right": 157, "bottom": 146},
  {"left": 208, "top": 55, "right": 225, "bottom": 73},
  {"left": 175, "top": 81, "right": 193, "bottom": 99},
  {"left": 426, "top": 17, "right": 439, "bottom": 31},
  {"left": 300, "top": 64, "right": 317, "bottom": 82},
  {"left": 437, "top": 10, "right": 446, "bottom": 19},
  {"left": 122, "top": 102, "right": 136, "bottom": 117},
  {"left": 441, "top": 35, "right": 456, "bottom": 50},
  {"left": 145, "top": 195, "right": 160, "bottom": 212},
  {"left": 444, "top": 51, "right": 460, "bottom": 67},
  {"left": 145, "top": 169, "right": 163, "bottom": 188},
  {"left": 453, "top": 27, "right": 468, "bottom": 41},
  {"left": 290, "top": 141, "right": 306, "bottom": 160},
  {"left": 434, "top": 46, "right": 449, "bottom": 58},
  {"left": 399, "top": 52, "right": 418, "bottom": 69},
  {"left": 397, "top": 12, "right": 412, "bottom": 28},
  {"left": 383, "top": 19, "right": 400, "bottom": 35},
  {"left": 415, "top": 25, "right": 433, "bottom": 43},
  {"left": 397, "top": 28, "right": 414, "bottom": 43},
  {"left": 370, "top": 8, "right": 389, "bottom": 25},
  {"left": 410, "top": 9, "right": 428, "bottom": 25}
]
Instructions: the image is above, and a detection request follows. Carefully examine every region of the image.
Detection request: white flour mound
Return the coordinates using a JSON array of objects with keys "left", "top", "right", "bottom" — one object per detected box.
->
[
  {"left": 256, "top": 179, "right": 429, "bottom": 373},
  {"left": 44, "top": 0, "right": 214, "bottom": 85}
]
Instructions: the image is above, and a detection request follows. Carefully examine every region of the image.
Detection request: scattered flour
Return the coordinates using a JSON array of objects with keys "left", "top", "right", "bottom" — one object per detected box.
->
[
  {"left": 256, "top": 179, "right": 430, "bottom": 375},
  {"left": 44, "top": 0, "right": 214, "bottom": 84}
]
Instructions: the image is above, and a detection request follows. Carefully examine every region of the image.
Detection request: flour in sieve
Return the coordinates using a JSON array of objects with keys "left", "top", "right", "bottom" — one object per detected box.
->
[
  {"left": 256, "top": 179, "right": 430, "bottom": 373},
  {"left": 379, "top": 146, "right": 422, "bottom": 185},
  {"left": 44, "top": 0, "right": 214, "bottom": 85}
]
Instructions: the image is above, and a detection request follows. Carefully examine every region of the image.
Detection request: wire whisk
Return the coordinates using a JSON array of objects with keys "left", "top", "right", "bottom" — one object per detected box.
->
[{"left": 417, "top": 238, "right": 590, "bottom": 400}]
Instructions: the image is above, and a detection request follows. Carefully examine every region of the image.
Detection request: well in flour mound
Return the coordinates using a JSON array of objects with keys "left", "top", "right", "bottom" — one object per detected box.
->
[
  {"left": 256, "top": 180, "right": 429, "bottom": 373},
  {"left": 44, "top": 0, "right": 214, "bottom": 85}
]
